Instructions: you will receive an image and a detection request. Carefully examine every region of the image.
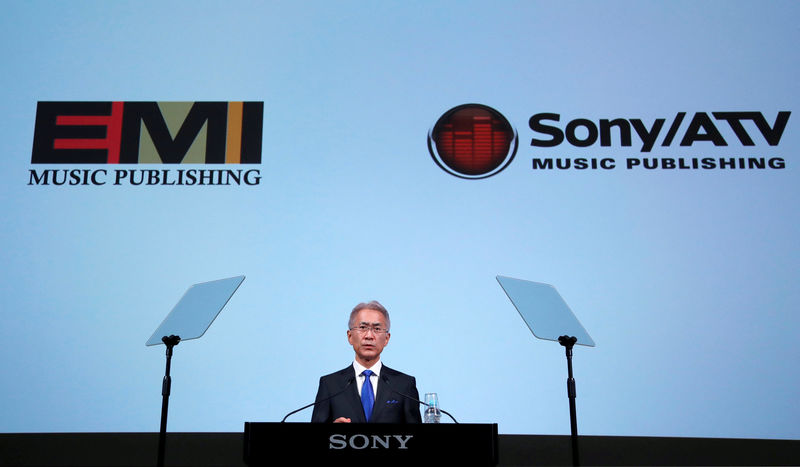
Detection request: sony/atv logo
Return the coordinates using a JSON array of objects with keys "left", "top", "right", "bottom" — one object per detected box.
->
[
  {"left": 328, "top": 433, "right": 414, "bottom": 450},
  {"left": 31, "top": 101, "right": 263, "bottom": 164}
]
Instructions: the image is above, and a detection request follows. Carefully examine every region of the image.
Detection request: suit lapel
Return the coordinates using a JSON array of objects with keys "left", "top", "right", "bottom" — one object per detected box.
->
[
  {"left": 370, "top": 380, "right": 386, "bottom": 422},
  {"left": 370, "top": 366, "right": 395, "bottom": 422},
  {"left": 339, "top": 364, "right": 400, "bottom": 423},
  {"left": 339, "top": 367, "right": 367, "bottom": 423}
]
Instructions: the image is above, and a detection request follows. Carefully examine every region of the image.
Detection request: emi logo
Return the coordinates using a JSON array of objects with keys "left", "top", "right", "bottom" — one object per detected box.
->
[{"left": 31, "top": 101, "right": 264, "bottom": 164}]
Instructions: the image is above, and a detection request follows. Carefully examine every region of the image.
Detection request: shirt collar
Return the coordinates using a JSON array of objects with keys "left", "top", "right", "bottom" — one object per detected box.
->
[{"left": 353, "top": 359, "right": 382, "bottom": 377}]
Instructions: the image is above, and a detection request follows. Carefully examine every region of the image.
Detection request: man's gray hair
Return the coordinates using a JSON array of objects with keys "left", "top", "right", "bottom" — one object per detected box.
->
[{"left": 348, "top": 300, "right": 391, "bottom": 331}]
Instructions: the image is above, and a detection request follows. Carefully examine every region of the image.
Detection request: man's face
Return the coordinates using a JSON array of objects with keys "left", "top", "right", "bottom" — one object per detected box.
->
[{"left": 347, "top": 308, "right": 390, "bottom": 367}]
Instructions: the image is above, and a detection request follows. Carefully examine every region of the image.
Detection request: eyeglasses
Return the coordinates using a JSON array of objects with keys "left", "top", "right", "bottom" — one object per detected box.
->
[{"left": 349, "top": 324, "right": 388, "bottom": 334}]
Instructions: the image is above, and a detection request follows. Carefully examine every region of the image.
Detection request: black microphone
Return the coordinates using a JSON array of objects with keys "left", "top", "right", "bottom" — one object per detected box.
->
[
  {"left": 381, "top": 374, "right": 459, "bottom": 424},
  {"left": 281, "top": 377, "right": 355, "bottom": 422}
]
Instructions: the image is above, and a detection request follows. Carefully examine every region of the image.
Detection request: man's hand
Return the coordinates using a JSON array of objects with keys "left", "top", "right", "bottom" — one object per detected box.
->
[{"left": 333, "top": 417, "right": 351, "bottom": 423}]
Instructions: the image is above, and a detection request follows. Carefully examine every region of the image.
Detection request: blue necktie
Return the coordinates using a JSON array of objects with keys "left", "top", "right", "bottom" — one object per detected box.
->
[{"left": 361, "top": 370, "right": 375, "bottom": 422}]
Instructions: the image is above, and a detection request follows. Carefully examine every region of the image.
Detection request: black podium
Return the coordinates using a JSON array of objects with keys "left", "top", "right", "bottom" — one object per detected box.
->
[{"left": 243, "top": 422, "right": 498, "bottom": 466}]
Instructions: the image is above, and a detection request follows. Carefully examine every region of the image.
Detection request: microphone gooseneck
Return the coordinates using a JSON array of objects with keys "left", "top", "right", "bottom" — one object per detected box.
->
[
  {"left": 381, "top": 374, "right": 459, "bottom": 424},
  {"left": 281, "top": 377, "right": 355, "bottom": 423}
]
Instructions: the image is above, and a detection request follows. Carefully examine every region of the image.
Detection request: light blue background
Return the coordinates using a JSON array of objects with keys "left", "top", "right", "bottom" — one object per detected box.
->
[{"left": 1, "top": 1, "right": 798, "bottom": 439}]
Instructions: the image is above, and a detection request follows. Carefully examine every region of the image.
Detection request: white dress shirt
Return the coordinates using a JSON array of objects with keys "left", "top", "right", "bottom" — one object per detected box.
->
[{"left": 352, "top": 360, "right": 382, "bottom": 400}]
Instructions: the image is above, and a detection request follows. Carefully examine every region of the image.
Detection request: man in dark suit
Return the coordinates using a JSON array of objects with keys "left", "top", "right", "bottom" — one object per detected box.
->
[{"left": 311, "top": 300, "right": 422, "bottom": 424}]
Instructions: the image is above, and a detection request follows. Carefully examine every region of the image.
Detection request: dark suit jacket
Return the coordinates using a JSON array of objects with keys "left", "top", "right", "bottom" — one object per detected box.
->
[{"left": 310, "top": 365, "right": 422, "bottom": 423}]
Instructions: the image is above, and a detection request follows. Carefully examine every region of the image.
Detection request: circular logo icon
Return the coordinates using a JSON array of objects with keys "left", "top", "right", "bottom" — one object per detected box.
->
[{"left": 428, "top": 104, "right": 518, "bottom": 179}]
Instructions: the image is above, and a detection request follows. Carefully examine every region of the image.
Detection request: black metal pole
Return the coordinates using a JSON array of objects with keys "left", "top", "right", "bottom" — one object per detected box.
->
[
  {"left": 559, "top": 335, "right": 580, "bottom": 467},
  {"left": 157, "top": 335, "right": 181, "bottom": 467}
]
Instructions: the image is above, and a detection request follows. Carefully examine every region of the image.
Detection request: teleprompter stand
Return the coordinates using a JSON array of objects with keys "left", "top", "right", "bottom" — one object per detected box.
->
[
  {"left": 157, "top": 334, "right": 181, "bottom": 467},
  {"left": 146, "top": 275, "right": 245, "bottom": 467},
  {"left": 496, "top": 276, "right": 595, "bottom": 467},
  {"left": 558, "top": 335, "right": 580, "bottom": 466}
]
